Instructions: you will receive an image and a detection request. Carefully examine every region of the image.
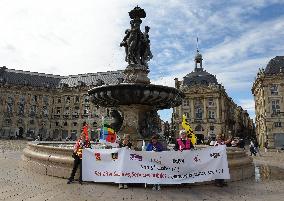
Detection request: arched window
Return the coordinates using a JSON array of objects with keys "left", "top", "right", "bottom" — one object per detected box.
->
[{"left": 195, "top": 125, "right": 202, "bottom": 131}]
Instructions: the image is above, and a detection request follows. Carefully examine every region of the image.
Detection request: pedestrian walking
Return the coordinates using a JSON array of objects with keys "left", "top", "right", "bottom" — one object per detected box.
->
[{"left": 249, "top": 140, "right": 256, "bottom": 156}]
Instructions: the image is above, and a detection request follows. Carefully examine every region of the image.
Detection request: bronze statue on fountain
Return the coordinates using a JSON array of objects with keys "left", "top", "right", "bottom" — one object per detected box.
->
[{"left": 88, "top": 6, "right": 184, "bottom": 148}]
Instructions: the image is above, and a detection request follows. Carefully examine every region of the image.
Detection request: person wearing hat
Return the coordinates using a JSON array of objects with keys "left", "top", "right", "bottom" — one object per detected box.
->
[
  {"left": 174, "top": 130, "right": 194, "bottom": 151},
  {"left": 146, "top": 135, "right": 163, "bottom": 190}
]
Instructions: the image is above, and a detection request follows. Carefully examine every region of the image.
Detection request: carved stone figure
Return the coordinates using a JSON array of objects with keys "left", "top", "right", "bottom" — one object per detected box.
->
[{"left": 120, "top": 6, "right": 152, "bottom": 66}]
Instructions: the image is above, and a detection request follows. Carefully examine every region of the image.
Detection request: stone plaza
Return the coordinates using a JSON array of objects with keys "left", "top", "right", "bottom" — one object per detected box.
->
[{"left": 1, "top": 140, "right": 284, "bottom": 201}]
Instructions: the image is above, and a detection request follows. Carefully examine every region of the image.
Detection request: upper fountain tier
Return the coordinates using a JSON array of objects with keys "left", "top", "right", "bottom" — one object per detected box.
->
[{"left": 88, "top": 83, "right": 183, "bottom": 110}]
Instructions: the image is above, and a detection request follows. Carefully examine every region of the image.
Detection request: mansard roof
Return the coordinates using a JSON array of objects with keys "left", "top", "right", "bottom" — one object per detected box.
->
[
  {"left": 0, "top": 66, "right": 63, "bottom": 88},
  {"left": 60, "top": 71, "right": 125, "bottom": 87},
  {"left": 183, "top": 68, "right": 219, "bottom": 87},
  {"left": 264, "top": 56, "right": 284, "bottom": 75},
  {"left": 0, "top": 66, "right": 125, "bottom": 88}
]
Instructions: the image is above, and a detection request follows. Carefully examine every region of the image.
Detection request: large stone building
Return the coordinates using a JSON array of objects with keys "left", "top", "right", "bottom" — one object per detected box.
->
[
  {"left": 0, "top": 66, "right": 126, "bottom": 140},
  {"left": 252, "top": 56, "right": 284, "bottom": 149},
  {"left": 172, "top": 50, "right": 255, "bottom": 143}
]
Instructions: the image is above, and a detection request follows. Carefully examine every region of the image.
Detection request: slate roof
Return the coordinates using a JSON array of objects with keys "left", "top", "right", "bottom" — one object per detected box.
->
[
  {"left": 60, "top": 71, "right": 125, "bottom": 87},
  {"left": 264, "top": 56, "right": 284, "bottom": 75},
  {"left": 183, "top": 67, "right": 219, "bottom": 86},
  {"left": 0, "top": 66, "right": 125, "bottom": 88},
  {"left": 0, "top": 66, "right": 63, "bottom": 88}
]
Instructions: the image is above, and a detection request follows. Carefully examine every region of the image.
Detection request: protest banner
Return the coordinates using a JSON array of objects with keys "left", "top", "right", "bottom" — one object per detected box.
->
[{"left": 82, "top": 145, "right": 230, "bottom": 184}]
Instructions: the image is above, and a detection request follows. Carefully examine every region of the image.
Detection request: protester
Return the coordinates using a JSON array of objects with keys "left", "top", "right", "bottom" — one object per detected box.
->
[
  {"left": 118, "top": 134, "right": 132, "bottom": 189},
  {"left": 146, "top": 135, "right": 163, "bottom": 190},
  {"left": 264, "top": 140, "right": 268, "bottom": 153},
  {"left": 174, "top": 130, "right": 194, "bottom": 151},
  {"left": 67, "top": 132, "right": 91, "bottom": 185},
  {"left": 214, "top": 135, "right": 226, "bottom": 187},
  {"left": 249, "top": 140, "right": 256, "bottom": 156}
]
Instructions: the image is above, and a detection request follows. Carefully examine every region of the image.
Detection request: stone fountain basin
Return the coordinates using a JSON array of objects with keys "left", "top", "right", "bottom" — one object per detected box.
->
[
  {"left": 88, "top": 83, "right": 184, "bottom": 109},
  {"left": 22, "top": 142, "right": 254, "bottom": 182}
]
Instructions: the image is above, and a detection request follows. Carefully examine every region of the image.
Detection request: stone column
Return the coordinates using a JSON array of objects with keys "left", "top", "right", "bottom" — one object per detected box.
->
[
  {"left": 203, "top": 98, "right": 207, "bottom": 122},
  {"left": 216, "top": 97, "right": 220, "bottom": 121},
  {"left": 191, "top": 98, "right": 194, "bottom": 122}
]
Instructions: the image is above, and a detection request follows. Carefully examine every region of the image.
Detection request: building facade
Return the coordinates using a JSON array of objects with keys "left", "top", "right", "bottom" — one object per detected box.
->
[
  {"left": 252, "top": 56, "right": 284, "bottom": 148},
  {"left": 172, "top": 51, "right": 255, "bottom": 143},
  {"left": 0, "top": 66, "right": 126, "bottom": 140}
]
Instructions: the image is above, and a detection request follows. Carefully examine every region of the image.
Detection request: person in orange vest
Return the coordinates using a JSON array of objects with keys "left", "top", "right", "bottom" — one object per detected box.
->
[
  {"left": 174, "top": 130, "right": 194, "bottom": 151},
  {"left": 67, "top": 131, "right": 91, "bottom": 185}
]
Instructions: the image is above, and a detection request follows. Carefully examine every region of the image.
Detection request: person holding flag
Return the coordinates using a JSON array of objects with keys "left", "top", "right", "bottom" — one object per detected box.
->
[
  {"left": 181, "top": 114, "right": 197, "bottom": 145},
  {"left": 82, "top": 122, "right": 89, "bottom": 141},
  {"left": 67, "top": 131, "right": 91, "bottom": 185},
  {"left": 99, "top": 116, "right": 117, "bottom": 143}
]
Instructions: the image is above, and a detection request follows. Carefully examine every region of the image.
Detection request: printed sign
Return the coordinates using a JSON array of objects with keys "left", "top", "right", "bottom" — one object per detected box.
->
[{"left": 82, "top": 146, "right": 230, "bottom": 184}]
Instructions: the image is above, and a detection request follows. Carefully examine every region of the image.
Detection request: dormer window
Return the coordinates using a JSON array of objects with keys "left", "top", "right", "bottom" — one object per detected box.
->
[{"left": 183, "top": 99, "right": 190, "bottom": 106}]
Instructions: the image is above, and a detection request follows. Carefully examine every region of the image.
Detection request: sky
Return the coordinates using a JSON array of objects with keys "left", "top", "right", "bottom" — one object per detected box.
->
[{"left": 1, "top": 0, "right": 284, "bottom": 122}]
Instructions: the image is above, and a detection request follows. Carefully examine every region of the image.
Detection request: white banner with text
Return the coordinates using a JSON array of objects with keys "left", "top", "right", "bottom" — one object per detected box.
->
[{"left": 82, "top": 145, "right": 230, "bottom": 184}]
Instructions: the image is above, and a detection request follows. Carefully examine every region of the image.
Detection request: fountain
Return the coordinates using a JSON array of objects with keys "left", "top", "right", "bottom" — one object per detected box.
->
[
  {"left": 22, "top": 6, "right": 254, "bottom": 182},
  {"left": 88, "top": 6, "right": 184, "bottom": 147}
]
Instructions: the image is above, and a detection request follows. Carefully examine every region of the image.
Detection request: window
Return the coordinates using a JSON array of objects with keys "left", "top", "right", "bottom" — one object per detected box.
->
[
  {"left": 184, "top": 112, "right": 190, "bottom": 118},
  {"left": 73, "top": 122, "right": 77, "bottom": 126},
  {"left": 57, "top": 98, "right": 61, "bottom": 103},
  {"left": 195, "top": 107, "right": 202, "bottom": 119},
  {"left": 30, "top": 105, "right": 36, "bottom": 116},
  {"left": 84, "top": 107, "right": 89, "bottom": 115},
  {"left": 208, "top": 98, "right": 214, "bottom": 106},
  {"left": 75, "top": 96, "right": 80, "bottom": 103},
  {"left": 32, "top": 95, "right": 37, "bottom": 102},
  {"left": 274, "top": 122, "right": 282, "bottom": 127},
  {"left": 183, "top": 99, "right": 190, "bottom": 106},
  {"left": 63, "top": 122, "right": 68, "bottom": 126},
  {"left": 43, "top": 106, "right": 48, "bottom": 117},
  {"left": 84, "top": 95, "right": 89, "bottom": 103},
  {"left": 271, "top": 85, "right": 278, "bottom": 95},
  {"left": 209, "top": 111, "right": 215, "bottom": 119},
  {"left": 65, "top": 96, "right": 71, "bottom": 104},
  {"left": 55, "top": 122, "right": 60, "bottom": 126},
  {"left": 56, "top": 107, "right": 61, "bottom": 114},
  {"left": 43, "top": 96, "right": 49, "bottom": 105},
  {"left": 210, "top": 125, "right": 215, "bottom": 131},
  {"left": 272, "top": 100, "right": 280, "bottom": 114}
]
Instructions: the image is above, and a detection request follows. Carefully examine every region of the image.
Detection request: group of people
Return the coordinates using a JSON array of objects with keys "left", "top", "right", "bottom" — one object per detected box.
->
[{"left": 67, "top": 124, "right": 226, "bottom": 189}]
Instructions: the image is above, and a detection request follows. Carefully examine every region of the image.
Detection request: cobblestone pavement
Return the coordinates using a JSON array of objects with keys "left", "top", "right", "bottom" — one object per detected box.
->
[{"left": 0, "top": 140, "right": 284, "bottom": 201}]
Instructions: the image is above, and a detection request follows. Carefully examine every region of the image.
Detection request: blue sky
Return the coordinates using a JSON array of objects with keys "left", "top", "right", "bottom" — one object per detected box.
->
[{"left": 1, "top": 0, "right": 284, "bottom": 122}]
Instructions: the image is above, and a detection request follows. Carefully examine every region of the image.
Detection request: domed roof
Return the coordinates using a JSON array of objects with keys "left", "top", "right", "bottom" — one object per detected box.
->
[
  {"left": 264, "top": 56, "right": 284, "bottom": 74},
  {"left": 183, "top": 68, "right": 219, "bottom": 86}
]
